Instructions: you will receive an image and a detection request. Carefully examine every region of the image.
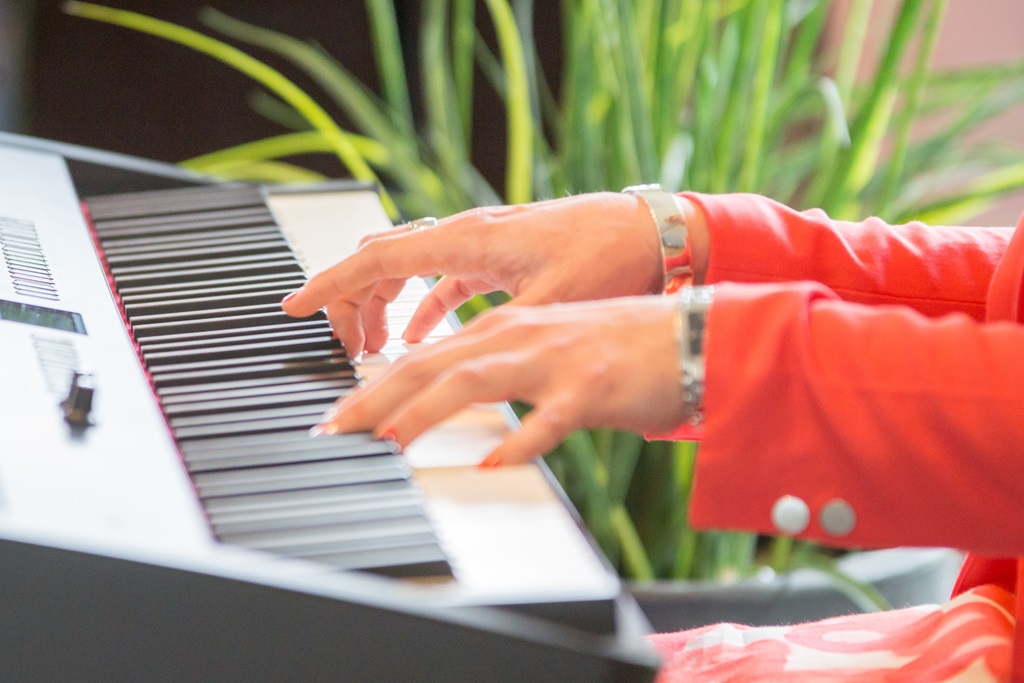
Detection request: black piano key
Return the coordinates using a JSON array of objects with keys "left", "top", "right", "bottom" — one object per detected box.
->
[
  {"left": 153, "top": 363, "right": 356, "bottom": 394},
  {"left": 152, "top": 348, "right": 350, "bottom": 372},
  {"left": 155, "top": 370, "right": 357, "bottom": 398},
  {"left": 179, "top": 429, "right": 379, "bottom": 457},
  {"left": 170, "top": 402, "right": 329, "bottom": 429},
  {"left": 133, "top": 310, "right": 309, "bottom": 337},
  {"left": 184, "top": 438, "right": 393, "bottom": 473},
  {"left": 105, "top": 239, "right": 292, "bottom": 268},
  {"left": 154, "top": 343, "right": 347, "bottom": 368},
  {"left": 164, "top": 387, "right": 347, "bottom": 419},
  {"left": 152, "top": 351, "right": 350, "bottom": 376},
  {"left": 180, "top": 433, "right": 351, "bottom": 461},
  {"left": 118, "top": 272, "right": 305, "bottom": 298},
  {"left": 171, "top": 412, "right": 326, "bottom": 440},
  {"left": 126, "top": 292, "right": 300, "bottom": 321},
  {"left": 165, "top": 393, "right": 337, "bottom": 423},
  {"left": 88, "top": 184, "right": 454, "bottom": 579},
  {"left": 144, "top": 337, "right": 340, "bottom": 366},
  {"left": 100, "top": 225, "right": 282, "bottom": 251},
  {"left": 222, "top": 522, "right": 454, "bottom": 577},
  {"left": 202, "top": 480, "right": 413, "bottom": 517},
  {"left": 94, "top": 210, "right": 274, "bottom": 239},
  {"left": 122, "top": 281, "right": 307, "bottom": 308},
  {"left": 218, "top": 516, "right": 437, "bottom": 555},
  {"left": 159, "top": 377, "right": 353, "bottom": 406},
  {"left": 131, "top": 302, "right": 288, "bottom": 324},
  {"left": 101, "top": 228, "right": 284, "bottom": 252},
  {"left": 88, "top": 186, "right": 267, "bottom": 221},
  {"left": 192, "top": 455, "right": 410, "bottom": 498},
  {"left": 111, "top": 253, "right": 303, "bottom": 279},
  {"left": 141, "top": 329, "right": 333, "bottom": 358},
  {"left": 138, "top": 319, "right": 330, "bottom": 347},
  {"left": 111, "top": 258, "right": 303, "bottom": 288},
  {"left": 150, "top": 351, "right": 352, "bottom": 387},
  {"left": 123, "top": 284, "right": 299, "bottom": 309},
  {"left": 308, "top": 545, "right": 451, "bottom": 578},
  {"left": 208, "top": 492, "right": 425, "bottom": 535}
]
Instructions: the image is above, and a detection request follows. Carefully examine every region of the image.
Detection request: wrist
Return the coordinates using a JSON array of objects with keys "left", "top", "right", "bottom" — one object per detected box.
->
[{"left": 675, "top": 196, "right": 709, "bottom": 286}]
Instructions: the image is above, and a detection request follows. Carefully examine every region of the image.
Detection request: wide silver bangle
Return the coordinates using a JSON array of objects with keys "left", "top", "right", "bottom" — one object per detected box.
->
[
  {"left": 676, "top": 286, "right": 714, "bottom": 426},
  {"left": 622, "top": 183, "right": 691, "bottom": 285}
]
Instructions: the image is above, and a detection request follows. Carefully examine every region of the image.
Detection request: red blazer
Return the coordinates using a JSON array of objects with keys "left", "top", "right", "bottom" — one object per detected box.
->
[{"left": 680, "top": 193, "right": 1024, "bottom": 676}]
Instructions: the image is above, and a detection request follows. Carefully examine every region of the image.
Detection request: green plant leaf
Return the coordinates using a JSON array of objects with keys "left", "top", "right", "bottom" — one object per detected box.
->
[{"left": 482, "top": 0, "right": 533, "bottom": 203}]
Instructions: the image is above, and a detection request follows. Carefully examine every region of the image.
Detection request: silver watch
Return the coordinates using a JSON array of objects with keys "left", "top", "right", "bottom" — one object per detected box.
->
[{"left": 677, "top": 286, "right": 714, "bottom": 425}]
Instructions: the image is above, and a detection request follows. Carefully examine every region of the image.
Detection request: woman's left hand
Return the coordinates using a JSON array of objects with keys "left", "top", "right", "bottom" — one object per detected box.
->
[{"left": 317, "top": 295, "right": 685, "bottom": 466}]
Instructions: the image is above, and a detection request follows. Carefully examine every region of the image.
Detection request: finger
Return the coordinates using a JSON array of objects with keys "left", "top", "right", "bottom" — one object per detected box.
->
[
  {"left": 404, "top": 276, "right": 494, "bottom": 343},
  {"left": 485, "top": 397, "right": 578, "bottom": 466},
  {"left": 283, "top": 228, "right": 471, "bottom": 318},
  {"left": 324, "top": 297, "right": 368, "bottom": 357},
  {"left": 362, "top": 278, "right": 408, "bottom": 353},
  {"left": 326, "top": 320, "right": 519, "bottom": 432},
  {"left": 374, "top": 353, "right": 530, "bottom": 445},
  {"left": 356, "top": 224, "right": 416, "bottom": 248}
]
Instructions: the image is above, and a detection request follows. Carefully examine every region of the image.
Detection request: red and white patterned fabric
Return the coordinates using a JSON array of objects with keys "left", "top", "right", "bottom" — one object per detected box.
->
[{"left": 650, "top": 585, "right": 1015, "bottom": 682}]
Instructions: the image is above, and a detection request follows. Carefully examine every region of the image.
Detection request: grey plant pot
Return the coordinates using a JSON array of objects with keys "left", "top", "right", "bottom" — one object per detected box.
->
[{"left": 631, "top": 547, "right": 965, "bottom": 634}]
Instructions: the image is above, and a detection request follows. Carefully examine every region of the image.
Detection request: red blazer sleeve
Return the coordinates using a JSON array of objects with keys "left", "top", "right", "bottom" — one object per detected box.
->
[
  {"left": 683, "top": 195, "right": 1024, "bottom": 556},
  {"left": 682, "top": 192, "right": 1012, "bottom": 320}
]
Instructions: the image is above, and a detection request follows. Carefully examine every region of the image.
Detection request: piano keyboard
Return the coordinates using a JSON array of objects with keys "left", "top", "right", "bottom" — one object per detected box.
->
[
  {"left": 85, "top": 185, "right": 452, "bottom": 578},
  {"left": 0, "top": 136, "right": 664, "bottom": 682}
]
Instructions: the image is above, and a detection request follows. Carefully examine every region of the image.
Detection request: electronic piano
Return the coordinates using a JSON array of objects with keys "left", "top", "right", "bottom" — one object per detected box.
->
[{"left": 0, "top": 132, "right": 660, "bottom": 681}]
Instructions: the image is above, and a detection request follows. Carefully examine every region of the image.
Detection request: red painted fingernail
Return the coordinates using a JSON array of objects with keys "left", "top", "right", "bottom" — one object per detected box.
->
[{"left": 478, "top": 453, "right": 502, "bottom": 469}]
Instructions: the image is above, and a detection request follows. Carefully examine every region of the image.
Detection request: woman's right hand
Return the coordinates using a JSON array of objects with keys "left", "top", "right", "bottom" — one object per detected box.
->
[
  {"left": 282, "top": 191, "right": 676, "bottom": 355},
  {"left": 316, "top": 295, "right": 686, "bottom": 466}
]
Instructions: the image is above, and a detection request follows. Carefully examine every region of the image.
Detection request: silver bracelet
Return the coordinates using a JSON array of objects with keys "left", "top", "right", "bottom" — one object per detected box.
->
[
  {"left": 622, "top": 184, "right": 691, "bottom": 284},
  {"left": 676, "top": 286, "right": 714, "bottom": 425}
]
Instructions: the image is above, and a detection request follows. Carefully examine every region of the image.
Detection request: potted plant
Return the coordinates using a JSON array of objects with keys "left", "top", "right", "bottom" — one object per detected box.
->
[{"left": 65, "top": 0, "right": 1024, "bottom": 628}]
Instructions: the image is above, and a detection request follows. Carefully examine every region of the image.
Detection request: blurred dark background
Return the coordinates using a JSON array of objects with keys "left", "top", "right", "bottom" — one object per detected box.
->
[
  {"left": 1, "top": 0, "right": 557, "bottom": 186},
  {"left": 3, "top": 1, "right": 1022, "bottom": 223}
]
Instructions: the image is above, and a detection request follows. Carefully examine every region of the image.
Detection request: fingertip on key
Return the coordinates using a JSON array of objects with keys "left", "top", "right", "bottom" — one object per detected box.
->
[
  {"left": 281, "top": 290, "right": 307, "bottom": 316},
  {"left": 477, "top": 453, "right": 503, "bottom": 469},
  {"left": 309, "top": 422, "right": 339, "bottom": 437}
]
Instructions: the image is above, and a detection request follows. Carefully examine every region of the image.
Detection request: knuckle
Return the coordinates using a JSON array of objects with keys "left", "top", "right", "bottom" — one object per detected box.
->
[
  {"left": 421, "top": 291, "right": 449, "bottom": 316},
  {"left": 452, "top": 278, "right": 476, "bottom": 300},
  {"left": 446, "top": 361, "right": 489, "bottom": 391},
  {"left": 459, "top": 205, "right": 500, "bottom": 224},
  {"left": 332, "top": 394, "right": 370, "bottom": 428},
  {"left": 486, "top": 306, "right": 517, "bottom": 325},
  {"left": 546, "top": 331, "right": 576, "bottom": 354},
  {"left": 358, "top": 239, "right": 389, "bottom": 277},
  {"left": 467, "top": 305, "right": 515, "bottom": 332},
  {"left": 356, "top": 232, "right": 381, "bottom": 248},
  {"left": 396, "top": 400, "right": 430, "bottom": 428},
  {"left": 577, "top": 362, "right": 609, "bottom": 394},
  {"left": 387, "top": 352, "right": 424, "bottom": 381},
  {"left": 534, "top": 401, "right": 576, "bottom": 435}
]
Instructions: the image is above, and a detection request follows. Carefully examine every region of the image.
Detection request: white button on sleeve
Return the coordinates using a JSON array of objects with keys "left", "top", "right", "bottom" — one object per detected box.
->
[
  {"left": 820, "top": 499, "right": 857, "bottom": 537},
  {"left": 771, "top": 495, "right": 810, "bottom": 535}
]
